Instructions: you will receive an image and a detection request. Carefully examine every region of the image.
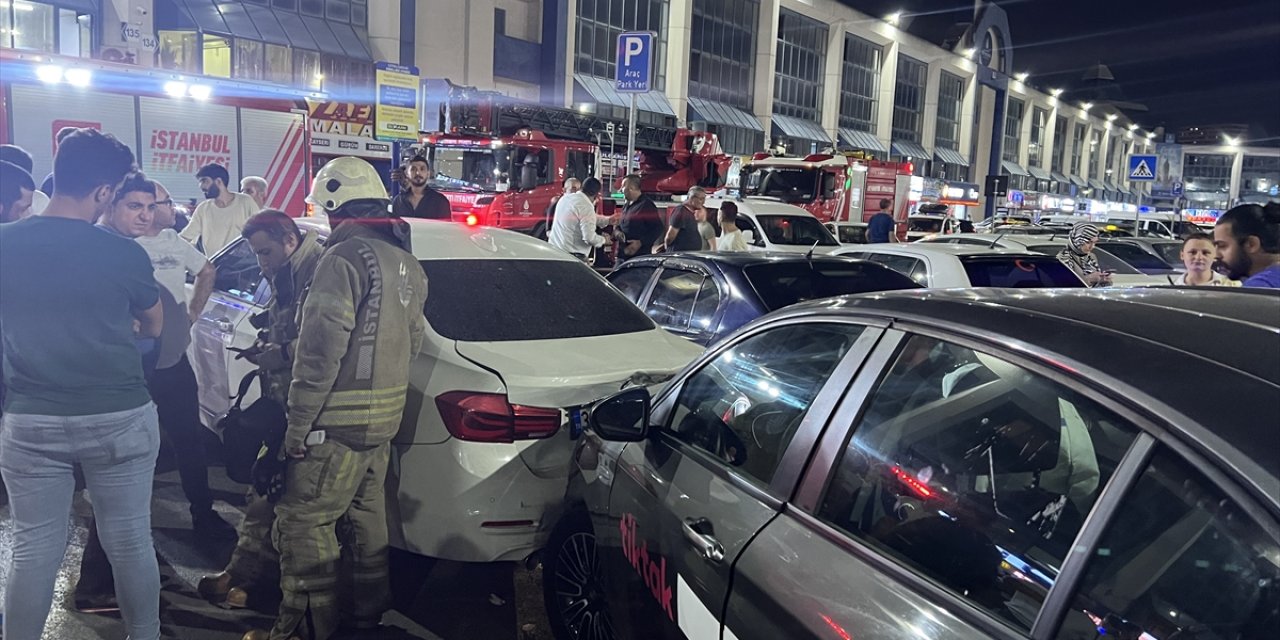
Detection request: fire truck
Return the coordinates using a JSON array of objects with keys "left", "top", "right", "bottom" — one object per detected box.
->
[
  {"left": 413, "top": 83, "right": 733, "bottom": 237},
  {"left": 738, "top": 152, "right": 915, "bottom": 231}
]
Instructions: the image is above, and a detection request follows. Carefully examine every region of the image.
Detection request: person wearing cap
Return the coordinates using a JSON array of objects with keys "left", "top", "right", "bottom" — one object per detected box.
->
[
  {"left": 1056, "top": 223, "right": 1112, "bottom": 287},
  {"left": 243, "top": 157, "right": 428, "bottom": 640}
]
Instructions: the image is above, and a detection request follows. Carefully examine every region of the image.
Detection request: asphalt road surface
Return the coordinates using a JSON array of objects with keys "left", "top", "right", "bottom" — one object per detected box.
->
[{"left": 0, "top": 463, "right": 554, "bottom": 640}]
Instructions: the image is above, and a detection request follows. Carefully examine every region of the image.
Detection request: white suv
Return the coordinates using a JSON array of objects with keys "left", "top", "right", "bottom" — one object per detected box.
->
[{"left": 191, "top": 218, "right": 702, "bottom": 562}]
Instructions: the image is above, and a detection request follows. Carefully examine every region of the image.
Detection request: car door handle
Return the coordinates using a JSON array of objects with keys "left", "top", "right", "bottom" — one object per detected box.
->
[
  {"left": 214, "top": 317, "right": 234, "bottom": 333},
  {"left": 682, "top": 518, "right": 725, "bottom": 563}
]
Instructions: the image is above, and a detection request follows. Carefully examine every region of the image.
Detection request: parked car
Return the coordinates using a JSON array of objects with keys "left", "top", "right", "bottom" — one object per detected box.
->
[
  {"left": 920, "top": 235, "right": 1172, "bottom": 287},
  {"left": 831, "top": 243, "right": 1085, "bottom": 288},
  {"left": 905, "top": 213, "right": 961, "bottom": 241},
  {"left": 824, "top": 221, "right": 869, "bottom": 244},
  {"left": 1096, "top": 238, "right": 1182, "bottom": 274},
  {"left": 545, "top": 288, "right": 1280, "bottom": 640},
  {"left": 699, "top": 196, "right": 842, "bottom": 255},
  {"left": 190, "top": 218, "right": 703, "bottom": 563},
  {"left": 607, "top": 252, "right": 921, "bottom": 346}
]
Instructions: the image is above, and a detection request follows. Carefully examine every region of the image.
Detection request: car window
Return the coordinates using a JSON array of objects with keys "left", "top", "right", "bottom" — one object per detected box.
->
[
  {"left": 608, "top": 266, "right": 657, "bottom": 303},
  {"left": 647, "top": 268, "right": 709, "bottom": 333},
  {"left": 756, "top": 215, "right": 839, "bottom": 246},
  {"left": 1026, "top": 246, "right": 1141, "bottom": 275},
  {"left": 690, "top": 277, "right": 721, "bottom": 333},
  {"left": 1097, "top": 242, "right": 1173, "bottom": 272},
  {"left": 816, "top": 334, "right": 1140, "bottom": 632},
  {"left": 667, "top": 323, "right": 866, "bottom": 487},
  {"left": 1055, "top": 449, "right": 1280, "bottom": 640},
  {"left": 837, "top": 226, "right": 867, "bottom": 244},
  {"left": 960, "top": 256, "right": 1085, "bottom": 287},
  {"left": 212, "top": 238, "right": 269, "bottom": 304},
  {"left": 421, "top": 259, "right": 655, "bottom": 341},
  {"left": 743, "top": 261, "right": 921, "bottom": 311},
  {"left": 863, "top": 254, "right": 928, "bottom": 285},
  {"left": 735, "top": 214, "right": 762, "bottom": 245},
  {"left": 1150, "top": 242, "right": 1183, "bottom": 266}
]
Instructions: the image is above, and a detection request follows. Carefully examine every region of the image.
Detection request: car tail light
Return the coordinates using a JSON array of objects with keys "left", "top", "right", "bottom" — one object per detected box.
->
[
  {"left": 464, "top": 213, "right": 480, "bottom": 226},
  {"left": 435, "top": 391, "right": 561, "bottom": 443}
]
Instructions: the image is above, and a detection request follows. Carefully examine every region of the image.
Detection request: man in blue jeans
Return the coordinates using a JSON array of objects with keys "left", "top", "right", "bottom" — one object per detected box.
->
[{"left": 0, "top": 129, "right": 164, "bottom": 640}]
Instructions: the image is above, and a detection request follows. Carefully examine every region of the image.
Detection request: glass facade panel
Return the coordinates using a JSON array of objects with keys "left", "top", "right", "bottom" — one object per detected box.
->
[
  {"left": 1242, "top": 155, "right": 1280, "bottom": 198},
  {"left": 266, "top": 43, "right": 292, "bottom": 84},
  {"left": 839, "top": 34, "right": 881, "bottom": 134},
  {"left": 1087, "top": 128, "right": 1102, "bottom": 179},
  {"left": 575, "top": 0, "right": 669, "bottom": 92},
  {"left": 690, "top": 0, "right": 759, "bottom": 110},
  {"left": 892, "top": 54, "right": 926, "bottom": 144},
  {"left": 1052, "top": 115, "right": 1068, "bottom": 175},
  {"left": 203, "top": 34, "right": 232, "bottom": 78},
  {"left": 56, "top": 8, "right": 91, "bottom": 58},
  {"left": 1071, "top": 122, "right": 1086, "bottom": 177},
  {"left": 1002, "top": 97, "right": 1024, "bottom": 163},
  {"left": 159, "top": 30, "right": 200, "bottom": 73},
  {"left": 235, "top": 38, "right": 265, "bottom": 80},
  {"left": 11, "top": 0, "right": 54, "bottom": 52},
  {"left": 1028, "top": 107, "right": 1047, "bottom": 168},
  {"left": 294, "top": 48, "right": 322, "bottom": 90},
  {"left": 934, "top": 71, "right": 963, "bottom": 150},
  {"left": 773, "top": 9, "right": 827, "bottom": 123}
]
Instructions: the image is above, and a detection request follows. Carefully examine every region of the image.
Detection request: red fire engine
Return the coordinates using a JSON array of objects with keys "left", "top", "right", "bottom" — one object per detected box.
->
[
  {"left": 414, "top": 82, "right": 733, "bottom": 237},
  {"left": 738, "top": 153, "right": 915, "bottom": 228}
]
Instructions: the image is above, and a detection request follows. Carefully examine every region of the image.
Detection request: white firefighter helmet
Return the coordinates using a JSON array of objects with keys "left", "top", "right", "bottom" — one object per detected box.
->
[{"left": 307, "top": 156, "right": 388, "bottom": 211}]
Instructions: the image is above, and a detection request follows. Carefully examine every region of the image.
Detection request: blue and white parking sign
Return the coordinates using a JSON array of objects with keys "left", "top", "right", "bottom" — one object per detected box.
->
[
  {"left": 1128, "top": 154, "right": 1157, "bottom": 181},
  {"left": 616, "top": 32, "right": 654, "bottom": 93}
]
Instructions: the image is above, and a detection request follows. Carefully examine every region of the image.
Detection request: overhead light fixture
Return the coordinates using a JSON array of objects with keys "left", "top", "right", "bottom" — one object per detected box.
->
[
  {"left": 1106, "top": 113, "right": 1118, "bottom": 122},
  {"left": 1146, "top": 132, "right": 1155, "bottom": 139},
  {"left": 164, "top": 81, "right": 188, "bottom": 98},
  {"left": 1015, "top": 72, "right": 1029, "bottom": 82},
  {"left": 963, "top": 48, "right": 975, "bottom": 58},
  {"left": 887, "top": 11, "right": 901, "bottom": 26},
  {"left": 1050, "top": 88, "right": 1063, "bottom": 97},
  {"left": 7, "top": 0, "right": 35, "bottom": 11},
  {"left": 1224, "top": 135, "right": 1240, "bottom": 146},
  {"left": 1081, "top": 102, "right": 1093, "bottom": 110},
  {"left": 188, "top": 84, "right": 212, "bottom": 100},
  {"left": 64, "top": 67, "right": 91, "bottom": 87},
  {"left": 1128, "top": 123, "right": 1138, "bottom": 131},
  {"left": 35, "top": 64, "right": 64, "bottom": 84}
]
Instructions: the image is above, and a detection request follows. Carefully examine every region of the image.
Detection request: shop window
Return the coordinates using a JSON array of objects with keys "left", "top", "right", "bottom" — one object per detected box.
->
[
  {"left": 294, "top": 49, "right": 322, "bottom": 90},
  {"left": 203, "top": 34, "right": 232, "bottom": 78},
  {"left": 352, "top": 4, "right": 367, "bottom": 27},
  {"left": 56, "top": 9, "right": 91, "bottom": 58},
  {"left": 159, "top": 31, "right": 200, "bottom": 73},
  {"left": 300, "top": 0, "right": 324, "bottom": 16},
  {"left": 326, "top": 0, "right": 350, "bottom": 22},
  {"left": 265, "top": 44, "right": 292, "bottom": 85},
  {"left": 12, "top": 0, "right": 54, "bottom": 52},
  {"left": 235, "top": 39, "right": 265, "bottom": 80}
]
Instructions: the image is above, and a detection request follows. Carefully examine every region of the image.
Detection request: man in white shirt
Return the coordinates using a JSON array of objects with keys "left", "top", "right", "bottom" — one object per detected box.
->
[
  {"left": 240, "top": 175, "right": 269, "bottom": 209},
  {"left": 181, "top": 163, "right": 260, "bottom": 256},
  {"left": 549, "top": 177, "right": 612, "bottom": 260}
]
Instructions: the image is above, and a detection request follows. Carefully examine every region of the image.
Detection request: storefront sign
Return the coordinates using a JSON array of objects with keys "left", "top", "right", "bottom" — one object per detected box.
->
[
  {"left": 305, "top": 99, "right": 391, "bottom": 159},
  {"left": 374, "top": 61, "right": 420, "bottom": 142}
]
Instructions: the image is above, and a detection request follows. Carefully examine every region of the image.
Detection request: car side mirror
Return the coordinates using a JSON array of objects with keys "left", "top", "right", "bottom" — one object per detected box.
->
[{"left": 589, "top": 387, "right": 651, "bottom": 442}]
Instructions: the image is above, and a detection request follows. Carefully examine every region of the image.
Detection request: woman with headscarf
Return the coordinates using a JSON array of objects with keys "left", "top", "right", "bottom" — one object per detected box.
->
[{"left": 1057, "top": 223, "right": 1112, "bottom": 287}]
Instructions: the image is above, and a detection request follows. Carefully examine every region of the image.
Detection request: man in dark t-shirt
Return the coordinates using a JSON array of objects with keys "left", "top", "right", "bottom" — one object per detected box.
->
[
  {"left": 660, "top": 186, "right": 707, "bottom": 253},
  {"left": 390, "top": 155, "right": 452, "bottom": 220},
  {"left": 867, "top": 198, "right": 899, "bottom": 243},
  {"left": 0, "top": 129, "right": 165, "bottom": 639}
]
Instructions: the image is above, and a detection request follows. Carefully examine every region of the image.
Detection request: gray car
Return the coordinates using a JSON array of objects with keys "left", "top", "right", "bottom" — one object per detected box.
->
[{"left": 543, "top": 289, "right": 1280, "bottom": 640}]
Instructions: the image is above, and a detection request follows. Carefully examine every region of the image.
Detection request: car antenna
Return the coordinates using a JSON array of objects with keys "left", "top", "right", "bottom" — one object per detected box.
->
[
  {"left": 806, "top": 238, "right": 820, "bottom": 261},
  {"left": 988, "top": 232, "right": 1005, "bottom": 249}
]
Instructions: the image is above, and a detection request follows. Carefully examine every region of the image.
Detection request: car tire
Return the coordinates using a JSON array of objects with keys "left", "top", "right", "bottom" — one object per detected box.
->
[
  {"left": 532, "top": 221, "right": 549, "bottom": 241},
  {"left": 542, "top": 510, "right": 615, "bottom": 640}
]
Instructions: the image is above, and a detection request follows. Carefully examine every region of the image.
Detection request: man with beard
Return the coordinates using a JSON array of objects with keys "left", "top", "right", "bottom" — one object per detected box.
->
[
  {"left": 180, "top": 163, "right": 261, "bottom": 256},
  {"left": 1213, "top": 203, "right": 1280, "bottom": 288},
  {"left": 391, "top": 154, "right": 451, "bottom": 220}
]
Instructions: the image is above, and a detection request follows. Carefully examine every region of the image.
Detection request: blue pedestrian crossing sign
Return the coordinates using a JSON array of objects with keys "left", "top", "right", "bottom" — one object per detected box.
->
[
  {"left": 1128, "top": 154, "right": 1157, "bottom": 181},
  {"left": 616, "top": 32, "right": 655, "bottom": 93}
]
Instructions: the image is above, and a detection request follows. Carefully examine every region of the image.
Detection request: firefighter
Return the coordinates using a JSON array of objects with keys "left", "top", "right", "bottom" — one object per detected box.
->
[
  {"left": 197, "top": 209, "right": 326, "bottom": 610},
  {"left": 244, "top": 157, "right": 428, "bottom": 640}
]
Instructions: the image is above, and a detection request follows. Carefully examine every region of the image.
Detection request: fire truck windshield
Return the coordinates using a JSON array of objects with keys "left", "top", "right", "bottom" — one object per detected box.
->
[
  {"left": 427, "top": 145, "right": 511, "bottom": 192},
  {"left": 742, "top": 166, "right": 819, "bottom": 203}
]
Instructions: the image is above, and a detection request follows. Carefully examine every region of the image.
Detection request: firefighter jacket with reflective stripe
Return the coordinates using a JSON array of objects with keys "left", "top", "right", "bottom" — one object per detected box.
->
[
  {"left": 285, "top": 222, "right": 428, "bottom": 450},
  {"left": 261, "top": 232, "right": 325, "bottom": 406}
]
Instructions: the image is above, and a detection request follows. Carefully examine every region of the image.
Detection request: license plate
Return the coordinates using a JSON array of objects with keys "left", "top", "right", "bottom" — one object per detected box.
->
[{"left": 569, "top": 407, "right": 586, "bottom": 439}]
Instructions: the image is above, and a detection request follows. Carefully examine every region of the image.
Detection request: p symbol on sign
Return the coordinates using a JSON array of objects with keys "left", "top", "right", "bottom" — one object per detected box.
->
[{"left": 623, "top": 36, "right": 643, "bottom": 65}]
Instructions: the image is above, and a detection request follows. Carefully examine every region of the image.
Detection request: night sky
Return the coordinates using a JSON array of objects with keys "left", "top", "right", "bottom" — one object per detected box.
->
[{"left": 841, "top": 0, "right": 1280, "bottom": 143}]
